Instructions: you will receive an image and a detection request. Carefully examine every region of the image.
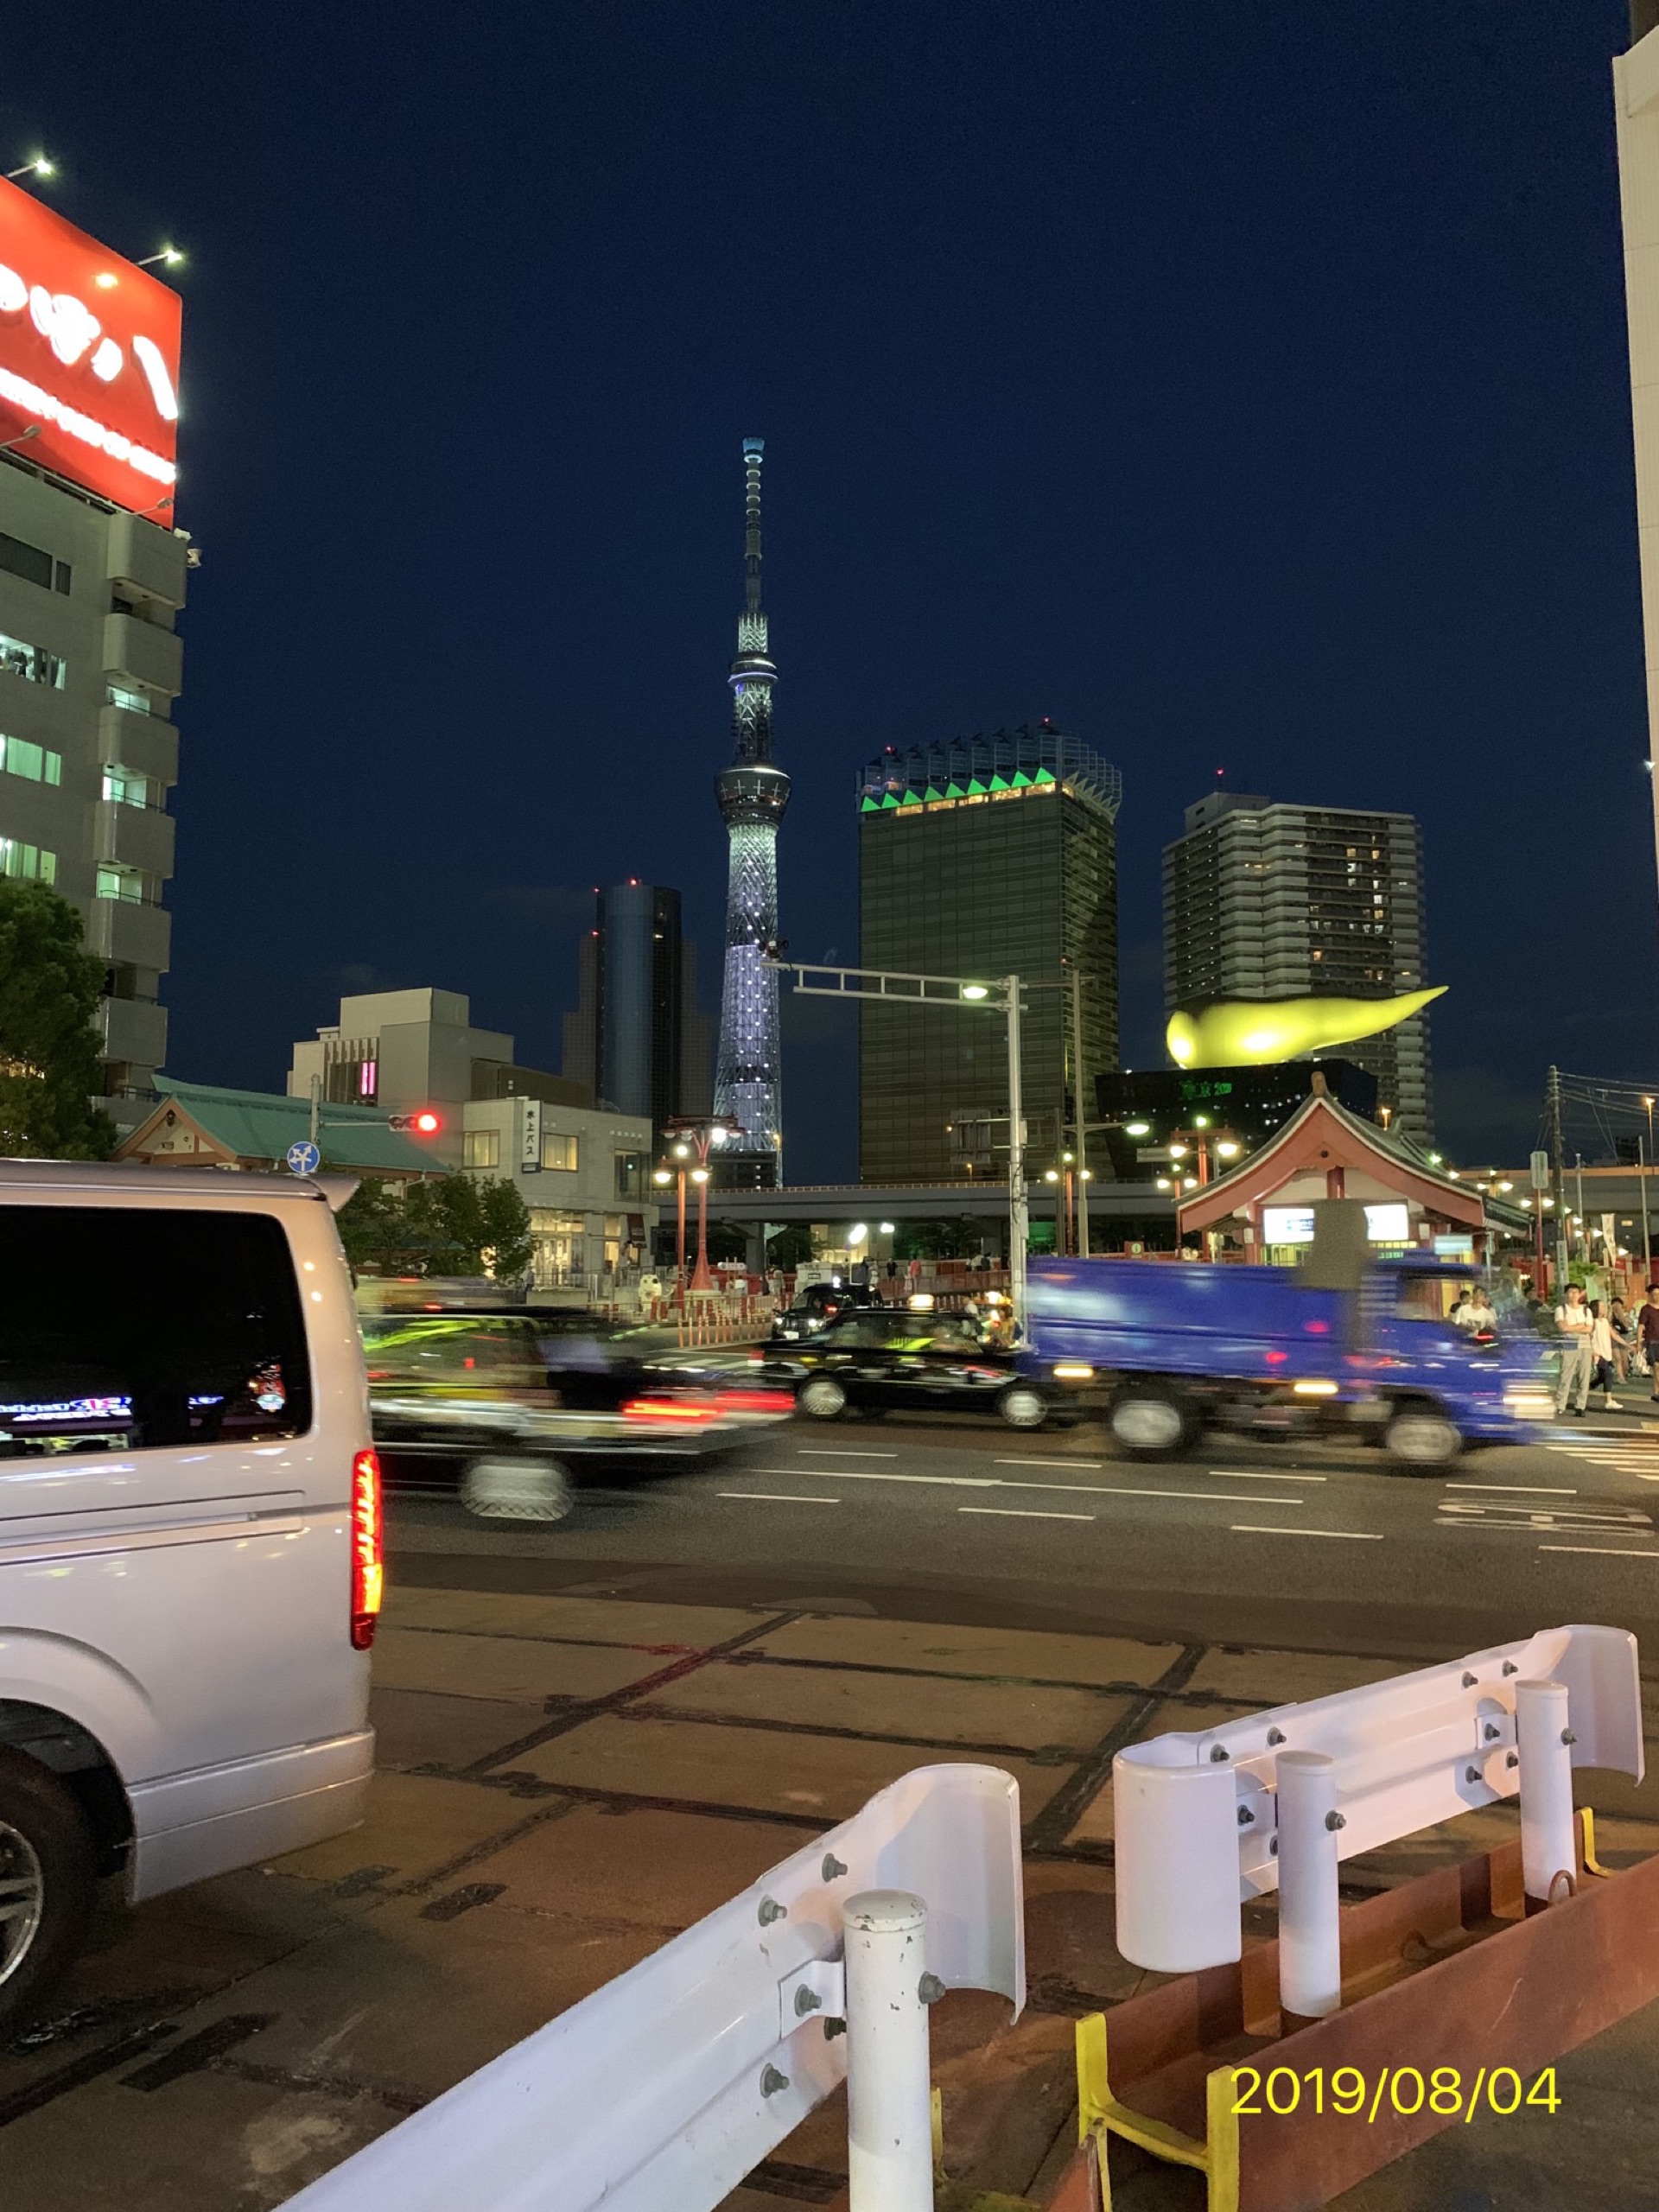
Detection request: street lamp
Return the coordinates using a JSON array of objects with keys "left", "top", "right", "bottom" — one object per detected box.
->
[
  {"left": 767, "top": 959, "right": 1032, "bottom": 1317},
  {"left": 661, "top": 1116, "right": 743, "bottom": 1296},
  {"left": 6, "top": 156, "right": 53, "bottom": 182}
]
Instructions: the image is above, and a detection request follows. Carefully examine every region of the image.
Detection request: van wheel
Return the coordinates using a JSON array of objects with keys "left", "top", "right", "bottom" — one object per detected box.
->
[
  {"left": 0, "top": 1752, "right": 96, "bottom": 2037},
  {"left": 1107, "top": 1383, "right": 1197, "bottom": 1461},
  {"left": 998, "top": 1384, "right": 1049, "bottom": 1430},
  {"left": 461, "top": 1457, "right": 575, "bottom": 1521},
  {"left": 797, "top": 1376, "right": 848, "bottom": 1421},
  {"left": 1383, "top": 1408, "right": 1461, "bottom": 1469}
]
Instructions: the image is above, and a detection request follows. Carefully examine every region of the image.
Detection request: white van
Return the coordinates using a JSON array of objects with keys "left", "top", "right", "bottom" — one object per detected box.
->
[{"left": 0, "top": 1161, "right": 378, "bottom": 2029}]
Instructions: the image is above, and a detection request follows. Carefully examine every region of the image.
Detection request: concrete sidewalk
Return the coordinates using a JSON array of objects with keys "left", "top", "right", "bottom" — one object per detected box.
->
[{"left": 0, "top": 1579, "right": 1654, "bottom": 2210}]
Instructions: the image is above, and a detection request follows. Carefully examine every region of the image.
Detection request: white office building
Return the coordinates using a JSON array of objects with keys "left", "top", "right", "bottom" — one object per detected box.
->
[{"left": 0, "top": 463, "right": 187, "bottom": 1097}]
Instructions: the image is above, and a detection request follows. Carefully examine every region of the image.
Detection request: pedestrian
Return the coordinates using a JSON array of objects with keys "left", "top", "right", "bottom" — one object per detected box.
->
[
  {"left": 1449, "top": 1287, "right": 1471, "bottom": 1330},
  {"left": 1554, "top": 1283, "right": 1595, "bottom": 1417},
  {"left": 1610, "top": 1295, "right": 1637, "bottom": 1382},
  {"left": 1640, "top": 1285, "right": 1659, "bottom": 1402},
  {"left": 1461, "top": 1287, "right": 1497, "bottom": 1338},
  {"left": 1588, "top": 1300, "right": 1621, "bottom": 1412}
]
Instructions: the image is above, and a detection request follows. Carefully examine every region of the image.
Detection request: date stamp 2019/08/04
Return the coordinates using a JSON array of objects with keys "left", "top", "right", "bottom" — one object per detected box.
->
[{"left": 1230, "top": 2066, "right": 1561, "bottom": 2123}]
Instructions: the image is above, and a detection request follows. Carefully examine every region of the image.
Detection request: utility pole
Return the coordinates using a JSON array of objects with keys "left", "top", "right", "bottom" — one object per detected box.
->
[
  {"left": 1548, "top": 1065, "right": 1569, "bottom": 1291},
  {"left": 308, "top": 1072, "right": 321, "bottom": 1149},
  {"left": 1641, "top": 1135, "right": 1653, "bottom": 1283},
  {"left": 1005, "top": 974, "right": 1028, "bottom": 1319},
  {"left": 1070, "top": 964, "right": 1090, "bottom": 1259}
]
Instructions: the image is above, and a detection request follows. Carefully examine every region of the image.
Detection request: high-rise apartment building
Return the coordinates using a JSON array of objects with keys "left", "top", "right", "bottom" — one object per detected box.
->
[
  {"left": 1161, "top": 791, "right": 1433, "bottom": 1139},
  {"left": 561, "top": 881, "right": 711, "bottom": 1135},
  {"left": 0, "top": 176, "right": 188, "bottom": 1102},
  {"left": 858, "top": 722, "right": 1121, "bottom": 1184}
]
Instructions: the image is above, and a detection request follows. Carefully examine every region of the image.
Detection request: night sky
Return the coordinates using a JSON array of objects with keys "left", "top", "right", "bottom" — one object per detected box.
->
[{"left": 5, "top": 0, "right": 1652, "bottom": 1179}]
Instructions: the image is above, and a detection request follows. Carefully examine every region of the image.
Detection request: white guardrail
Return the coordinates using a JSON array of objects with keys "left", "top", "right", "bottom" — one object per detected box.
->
[
  {"left": 1115, "top": 1623, "right": 1644, "bottom": 2021},
  {"left": 283, "top": 1763, "right": 1024, "bottom": 2212}
]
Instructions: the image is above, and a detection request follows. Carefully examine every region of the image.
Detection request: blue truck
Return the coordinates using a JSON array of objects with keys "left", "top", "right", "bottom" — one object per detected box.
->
[{"left": 1021, "top": 1208, "right": 1552, "bottom": 1467}]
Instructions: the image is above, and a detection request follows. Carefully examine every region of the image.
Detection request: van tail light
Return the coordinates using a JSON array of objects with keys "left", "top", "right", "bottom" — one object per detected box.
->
[{"left": 351, "top": 1447, "right": 384, "bottom": 1649}]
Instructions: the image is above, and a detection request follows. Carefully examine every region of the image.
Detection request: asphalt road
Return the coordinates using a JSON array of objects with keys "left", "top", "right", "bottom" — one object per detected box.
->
[{"left": 385, "top": 1406, "right": 1659, "bottom": 1666}]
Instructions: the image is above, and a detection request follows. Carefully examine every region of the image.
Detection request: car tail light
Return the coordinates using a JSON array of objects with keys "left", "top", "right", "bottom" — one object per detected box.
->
[
  {"left": 620, "top": 1396, "right": 718, "bottom": 1425},
  {"left": 351, "top": 1447, "right": 384, "bottom": 1649},
  {"left": 712, "top": 1389, "right": 795, "bottom": 1414}
]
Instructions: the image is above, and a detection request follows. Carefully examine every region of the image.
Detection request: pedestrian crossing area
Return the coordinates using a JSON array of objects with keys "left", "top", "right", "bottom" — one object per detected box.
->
[{"left": 1547, "top": 1433, "right": 1659, "bottom": 1481}]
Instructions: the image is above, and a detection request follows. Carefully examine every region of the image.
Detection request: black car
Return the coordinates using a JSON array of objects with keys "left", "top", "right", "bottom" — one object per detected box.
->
[
  {"left": 779, "top": 1308, "right": 1055, "bottom": 1427},
  {"left": 768, "top": 1281, "right": 882, "bottom": 1346},
  {"left": 361, "top": 1307, "right": 791, "bottom": 1518}
]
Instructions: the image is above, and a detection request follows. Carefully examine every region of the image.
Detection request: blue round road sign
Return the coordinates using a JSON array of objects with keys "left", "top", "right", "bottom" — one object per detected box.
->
[{"left": 286, "top": 1140, "right": 321, "bottom": 1177}]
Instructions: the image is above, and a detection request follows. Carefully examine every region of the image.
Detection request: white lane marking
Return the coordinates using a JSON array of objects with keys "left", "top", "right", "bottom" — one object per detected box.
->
[
  {"left": 960, "top": 1506, "right": 1095, "bottom": 1522},
  {"left": 720, "top": 1492, "right": 842, "bottom": 1505},
  {"left": 747, "top": 1469, "right": 1303, "bottom": 1504},
  {"left": 795, "top": 1449, "right": 898, "bottom": 1458},
  {"left": 1230, "top": 1525, "right": 1383, "bottom": 1541},
  {"left": 1207, "top": 1468, "right": 1329, "bottom": 1484},
  {"left": 1538, "top": 1545, "right": 1659, "bottom": 1559},
  {"left": 994, "top": 1458, "right": 1105, "bottom": 1470},
  {"left": 1443, "top": 1482, "right": 1578, "bottom": 1495}
]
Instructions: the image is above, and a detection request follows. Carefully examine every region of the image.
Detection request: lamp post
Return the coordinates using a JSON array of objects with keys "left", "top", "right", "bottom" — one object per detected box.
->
[
  {"left": 660, "top": 1116, "right": 744, "bottom": 1298},
  {"left": 766, "top": 960, "right": 1030, "bottom": 1318}
]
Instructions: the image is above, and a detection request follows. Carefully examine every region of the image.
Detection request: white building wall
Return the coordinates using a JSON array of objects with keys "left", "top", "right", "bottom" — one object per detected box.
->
[{"left": 1614, "top": 25, "right": 1659, "bottom": 890}]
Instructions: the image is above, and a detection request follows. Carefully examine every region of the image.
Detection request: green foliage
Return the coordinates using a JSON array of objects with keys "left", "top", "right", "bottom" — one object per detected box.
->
[
  {"left": 893, "top": 1217, "right": 986, "bottom": 1262},
  {"left": 332, "top": 1172, "right": 534, "bottom": 1281},
  {"left": 766, "top": 1222, "right": 815, "bottom": 1269},
  {"left": 0, "top": 880, "right": 116, "bottom": 1160}
]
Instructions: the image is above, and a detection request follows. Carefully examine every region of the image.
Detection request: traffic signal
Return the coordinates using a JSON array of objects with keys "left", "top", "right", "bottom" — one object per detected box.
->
[{"left": 390, "top": 1109, "right": 442, "bottom": 1135}]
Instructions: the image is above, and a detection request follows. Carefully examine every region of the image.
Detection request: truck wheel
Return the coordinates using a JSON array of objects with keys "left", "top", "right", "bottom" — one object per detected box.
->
[
  {"left": 998, "top": 1384, "right": 1049, "bottom": 1430},
  {"left": 1383, "top": 1408, "right": 1461, "bottom": 1468},
  {"left": 461, "top": 1457, "right": 575, "bottom": 1520},
  {"left": 1108, "top": 1384, "right": 1197, "bottom": 1461},
  {"left": 0, "top": 1752, "right": 97, "bottom": 2037},
  {"left": 797, "top": 1376, "right": 848, "bottom": 1421}
]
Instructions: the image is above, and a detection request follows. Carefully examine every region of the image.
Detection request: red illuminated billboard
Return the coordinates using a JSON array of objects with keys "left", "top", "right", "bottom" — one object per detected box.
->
[{"left": 0, "top": 177, "right": 181, "bottom": 516}]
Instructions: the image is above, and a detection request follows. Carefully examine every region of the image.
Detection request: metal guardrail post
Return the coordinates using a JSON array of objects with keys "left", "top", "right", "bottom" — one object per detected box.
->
[
  {"left": 1516, "top": 1678, "right": 1578, "bottom": 1904},
  {"left": 1275, "top": 1749, "right": 1342, "bottom": 2022},
  {"left": 843, "top": 1890, "right": 935, "bottom": 2211}
]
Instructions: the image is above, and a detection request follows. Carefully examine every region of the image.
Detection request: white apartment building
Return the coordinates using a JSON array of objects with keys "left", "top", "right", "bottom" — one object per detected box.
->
[
  {"left": 1162, "top": 791, "right": 1433, "bottom": 1141},
  {"left": 289, "top": 986, "right": 656, "bottom": 1283},
  {"left": 0, "top": 457, "right": 188, "bottom": 1096}
]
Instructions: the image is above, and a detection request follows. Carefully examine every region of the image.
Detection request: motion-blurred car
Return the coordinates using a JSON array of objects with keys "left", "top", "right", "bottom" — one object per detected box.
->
[
  {"left": 775, "top": 1306, "right": 1064, "bottom": 1427},
  {"left": 361, "top": 1306, "right": 791, "bottom": 1518}
]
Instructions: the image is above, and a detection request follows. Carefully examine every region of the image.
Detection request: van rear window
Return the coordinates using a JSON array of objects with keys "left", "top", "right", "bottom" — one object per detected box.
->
[{"left": 0, "top": 1207, "right": 313, "bottom": 1455}]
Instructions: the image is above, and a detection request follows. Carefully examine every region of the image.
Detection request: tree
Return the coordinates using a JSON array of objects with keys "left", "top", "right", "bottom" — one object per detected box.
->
[
  {"left": 894, "top": 1217, "right": 986, "bottom": 1262},
  {"left": 0, "top": 880, "right": 116, "bottom": 1160},
  {"left": 333, "top": 1172, "right": 533, "bottom": 1281}
]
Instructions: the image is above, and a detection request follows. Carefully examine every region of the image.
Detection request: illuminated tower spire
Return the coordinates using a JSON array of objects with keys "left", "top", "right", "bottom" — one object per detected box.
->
[{"left": 713, "top": 438, "right": 789, "bottom": 1187}]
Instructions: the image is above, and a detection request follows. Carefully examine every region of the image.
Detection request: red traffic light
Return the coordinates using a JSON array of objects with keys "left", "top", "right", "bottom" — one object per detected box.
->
[{"left": 390, "top": 1109, "right": 443, "bottom": 1135}]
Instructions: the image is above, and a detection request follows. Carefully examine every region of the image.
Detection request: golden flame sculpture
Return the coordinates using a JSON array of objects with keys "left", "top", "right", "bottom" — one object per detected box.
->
[{"left": 1166, "top": 986, "right": 1446, "bottom": 1070}]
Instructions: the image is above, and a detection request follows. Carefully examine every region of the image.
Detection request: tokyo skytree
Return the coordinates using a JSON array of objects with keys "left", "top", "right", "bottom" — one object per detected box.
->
[{"left": 713, "top": 438, "right": 789, "bottom": 1187}]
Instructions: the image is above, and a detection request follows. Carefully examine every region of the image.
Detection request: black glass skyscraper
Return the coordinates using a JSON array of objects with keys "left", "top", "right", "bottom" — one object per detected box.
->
[{"left": 857, "top": 722, "right": 1121, "bottom": 1185}]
